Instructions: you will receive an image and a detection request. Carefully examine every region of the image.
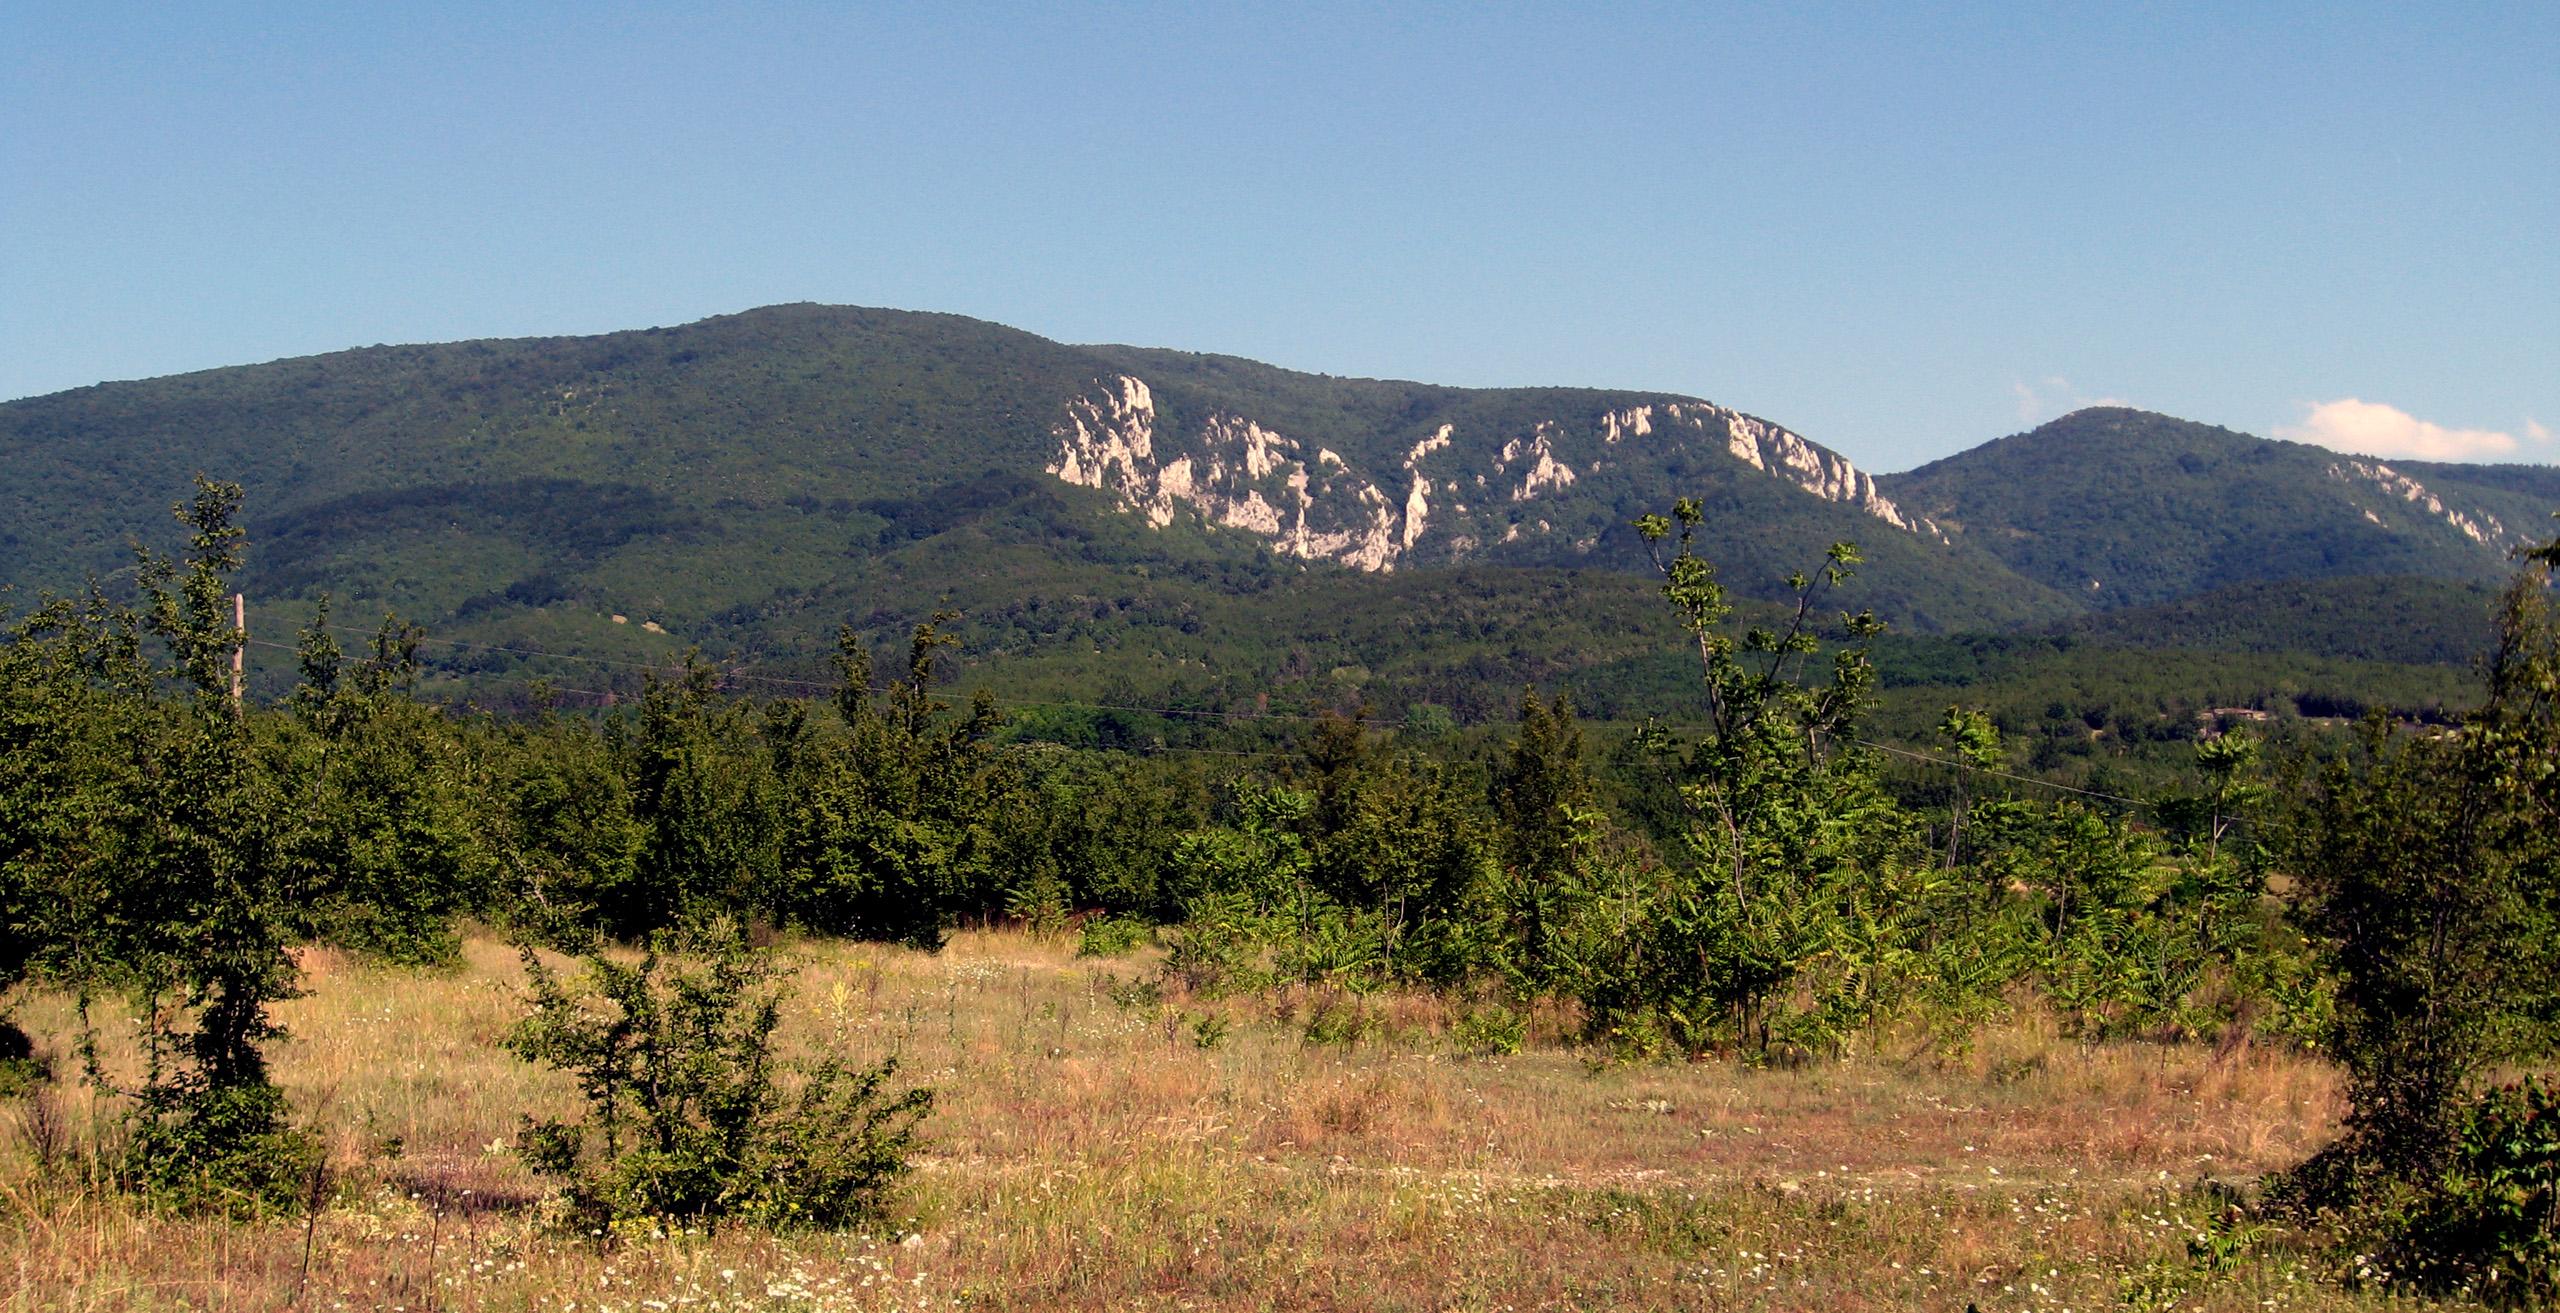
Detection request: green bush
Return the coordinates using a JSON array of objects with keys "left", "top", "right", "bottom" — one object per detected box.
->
[
  {"left": 2389, "top": 1078, "right": 2560, "bottom": 1302},
  {"left": 122, "top": 1083, "right": 320, "bottom": 1219},
  {"left": 1158, "top": 888, "right": 1278, "bottom": 997},
  {"left": 1075, "top": 915, "right": 1150, "bottom": 958},
  {"left": 1301, "top": 997, "right": 1372, "bottom": 1046},
  {"left": 1454, "top": 1004, "right": 1527, "bottom": 1057},
  {"left": 506, "top": 928, "right": 932, "bottom": 1234},
  {"left": 0, "top": 1021, "right": 44, "bottom": 1098}
]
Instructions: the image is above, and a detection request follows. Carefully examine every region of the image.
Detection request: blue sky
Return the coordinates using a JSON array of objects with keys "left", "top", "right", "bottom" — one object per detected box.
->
[{"left": 6, "top": 2, "right": 2553, "bottom": 470}]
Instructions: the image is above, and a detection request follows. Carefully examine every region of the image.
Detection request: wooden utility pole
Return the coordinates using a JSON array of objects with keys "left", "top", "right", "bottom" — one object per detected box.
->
[{"left": 232, "top": 592, "right": 246, "bottom": 707}]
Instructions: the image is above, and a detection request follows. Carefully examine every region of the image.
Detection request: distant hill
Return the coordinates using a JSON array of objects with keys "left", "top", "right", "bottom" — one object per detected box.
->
[
  {"left": 1876, "top": 407, "right": 2551, "bottom": 609},
  {"left": 2, "top": 312, "right": 2552, "bottom": 721}
]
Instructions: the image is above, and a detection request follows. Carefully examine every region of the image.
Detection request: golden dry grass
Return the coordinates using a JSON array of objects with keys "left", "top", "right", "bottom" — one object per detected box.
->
[{"left": 0, "top": 930, "right": 2444, "bottom": 1311}]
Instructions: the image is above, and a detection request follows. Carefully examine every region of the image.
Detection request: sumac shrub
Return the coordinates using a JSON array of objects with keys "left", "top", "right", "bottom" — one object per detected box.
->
[{"left": 2396, "top": 1078, "right": 2560, "bottom": 1301}]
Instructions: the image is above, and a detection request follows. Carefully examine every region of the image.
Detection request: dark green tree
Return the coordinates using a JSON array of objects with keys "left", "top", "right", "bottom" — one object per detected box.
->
[
  {"left": 780, "top": 620, "right": 1005, "bottom": 947},
  {"left": 1934, "top": 705, "right": 2001, "bottom": 870},
  {"left": 273, "top": 601, "right": 488, "bottom": 963},
  {"left": 488, "top": 702, "right": 643, "bottom": 946},
  {"left": 1493, "top": 689, "right": 1601, "bottom": 989},
  {"left": 2285, "top": 526, "right": 2560, "bottom": 1258},
  {"left": 621, "top": 654, "right": 785, "bottom": 937},
  {"left": 83, "top": 477, "right": 318, "bottom": 1213}
]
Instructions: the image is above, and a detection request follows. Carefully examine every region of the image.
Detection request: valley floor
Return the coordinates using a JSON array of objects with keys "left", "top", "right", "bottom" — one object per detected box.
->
[{"left": 0, "top": 931, "right": 2434, "bottom": 1311}]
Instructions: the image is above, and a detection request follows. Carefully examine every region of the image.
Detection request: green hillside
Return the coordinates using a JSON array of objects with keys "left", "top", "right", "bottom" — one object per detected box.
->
[
  {"left": 1877, "top": 407, "right": 2546, "bottom": 608},
  {"left": 0, "top": 304, "right": 2067, "bottom": 719},
  {"left": 2045, "top": 575, "right": 2501, "bottom": 667}
]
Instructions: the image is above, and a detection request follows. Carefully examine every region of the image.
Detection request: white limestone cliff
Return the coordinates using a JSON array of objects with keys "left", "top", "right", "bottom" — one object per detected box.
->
[
  {"left": 1047, "top": 378, "right": 1944, "bottom": 572},
  {"left": 1603, "top": 403, "right": 1939, "bottom": 538},
  {"left": 2328, "top": 459, "right": 2507, "bottom": 547},
  {"left": 1047, "top": 376, "right": 1405, "bottom": 571}
]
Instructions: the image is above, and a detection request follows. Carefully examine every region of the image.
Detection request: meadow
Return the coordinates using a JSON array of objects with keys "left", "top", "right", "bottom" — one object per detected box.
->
[{"left": 0, "top": 929, "right": 2405, "bottom": 1312}]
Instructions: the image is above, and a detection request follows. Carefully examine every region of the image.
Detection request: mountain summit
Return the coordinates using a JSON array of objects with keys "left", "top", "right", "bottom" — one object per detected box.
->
[{"left": 1877, "top": 407, "right": 2555, "bottom": 608}]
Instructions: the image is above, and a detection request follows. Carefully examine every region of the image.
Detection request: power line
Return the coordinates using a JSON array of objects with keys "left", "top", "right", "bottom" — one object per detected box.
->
[
  {"left": 1852, "top": 734, "right": 2256, "bottom": 834},
  {"left": 1853, "top": 737, "right": 2153, "bottom": 810},
  {"left": 244, "top": 638, "right": 625, "bottom": 700}
]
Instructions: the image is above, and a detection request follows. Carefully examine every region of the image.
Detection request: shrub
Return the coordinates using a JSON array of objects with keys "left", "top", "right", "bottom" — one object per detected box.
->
[
  {"left": 1157, "top": 888, "right": 1278, "bottom": 997},
  {"left": 1454, "top": 1004, "right": 1527, "bottom": 1057},
  {"left": 1301, "top": 997, "right": 1372, "bottom": 1046},
  {"left": 121, "top": 1082, "right": 320, "bottom": 1219},
  {"left": 506, "top": 927, "right": 931, "bottom": 1234},
  {"left": 2395, "top": 1077, "right": 2560, "bottom": 1301},
  {"left": 2269, "top": 532, "right": 2560, "bottom": 1296},
  {"left": 2289, "top": 538, "right": 2560, "bottom": 1187},
  {"left": 0, "top": 1022, "right": 44, "bottom": 1098},
  {"left": 1588, "top": 506, "right": 1906, "bottom": 1057},
  {"left": 1075, "top": 915, "right": 1149, "bottom": 958}
]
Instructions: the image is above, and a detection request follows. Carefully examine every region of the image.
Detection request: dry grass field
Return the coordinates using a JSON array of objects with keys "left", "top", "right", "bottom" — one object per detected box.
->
[{"left": 0, "top": 930, "right": 2447, "bottom": 1311}]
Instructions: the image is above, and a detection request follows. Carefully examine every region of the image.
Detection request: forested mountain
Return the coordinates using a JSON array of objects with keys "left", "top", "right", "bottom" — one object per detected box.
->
[
  {"left": 1877, "top": 407, "right": 2552, "bottom": 608},
  {"left": 2, "top": 307, "right": 2552, "bottom": 720},
  {"left": 0, "top": 304, "right": 2054, "bottom": 705}
]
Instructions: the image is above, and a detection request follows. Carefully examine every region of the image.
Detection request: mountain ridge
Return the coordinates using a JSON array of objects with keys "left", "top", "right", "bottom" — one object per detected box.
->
[
  {"left": 0, "top": 303, "right": 2065, "bottom": 630},
  {"left": 2, "top": 306, "right": 2552, "bottom": 716}
]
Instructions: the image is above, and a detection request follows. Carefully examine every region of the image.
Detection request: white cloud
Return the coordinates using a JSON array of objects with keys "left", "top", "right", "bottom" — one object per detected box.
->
[
  {"left": 2275, "top": 398, "right": 2530, "bottom": 462},
  {"left": 2012, "top": 375, "right": 2133, "bottom": 425}
]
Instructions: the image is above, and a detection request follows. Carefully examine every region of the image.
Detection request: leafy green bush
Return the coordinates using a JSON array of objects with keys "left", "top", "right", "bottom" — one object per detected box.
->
[
  {"left": 1454, "top": 1004, "right": 1527, "bottom": 1057},
  {"left": 1581, "top": 507, "right": 1905, "bottom": 1058},
  {"left": 1158, "top": 906, "right": 1278, "bottom": 998},
  {"left": 1301, "top": 997, "right": 1372, "bottom": 1046},
  {"left": 2266, "top": 532, "right": 2560, "bottom": 1298},
  {"left": 2288, "top": 540, "right": 2560, "bottom": 1188},
  {"left": 121, "top": 1082, "right": 320, "bottom": 1219},
  {"left": 0, "top": 1022, "right": 44, "bottom": 1098},
  {"left": 1075, "top": 915, "right": 1150, "bottom": 958},
  {"left": 276, "top": 603, "right": 488, "bottom": 966},
  {"left": 2399, "top": 1077, "right": 2560, "bottom": 1301},
  {"left": 506, "top": 928, "right": 931, "bottom": 1234},
  {"left": 7, "top": 479, "right": 326, "bottom": 1218}
]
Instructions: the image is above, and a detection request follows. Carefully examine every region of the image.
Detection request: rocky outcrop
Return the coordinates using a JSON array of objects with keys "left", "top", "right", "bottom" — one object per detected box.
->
[
  {"left": 1050, "top": 376, "right": 1400, "bottom": 571},
  {"left": 1048, "top": 378, "right": 1938, "bottom": 571},
  {"left": 1603, "top": 403, "right": 1938, "bottom": 537},
  {"left": 2329, "top": 459, "right": 2508, "bottom": 546}
]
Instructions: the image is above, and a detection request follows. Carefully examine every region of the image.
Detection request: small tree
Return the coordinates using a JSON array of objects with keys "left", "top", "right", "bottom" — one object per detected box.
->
[
  {"left": 1583, "top": 502, "right": 1910, "bottom": 1056},
  {"left": 780, "top": 619, "right": 1005, "bottom": 947},
  {"left": 274, "top": 601, "right": 487, "bottom": 963},
  {"left": 508, "top": 926, "right": 932, "bottom": 1233},
  {"left": 80, "top": 477, "right": 317, "bottom": 1213},
  {"left": 1494, "top": 689, "right": 1603, "bottom": 990},
  {"left": 621, "top": 654, "right": 785, "bottom": 937},
  {"left": 1934, "top": 705, "right": 2001, "bottom": 870}
]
